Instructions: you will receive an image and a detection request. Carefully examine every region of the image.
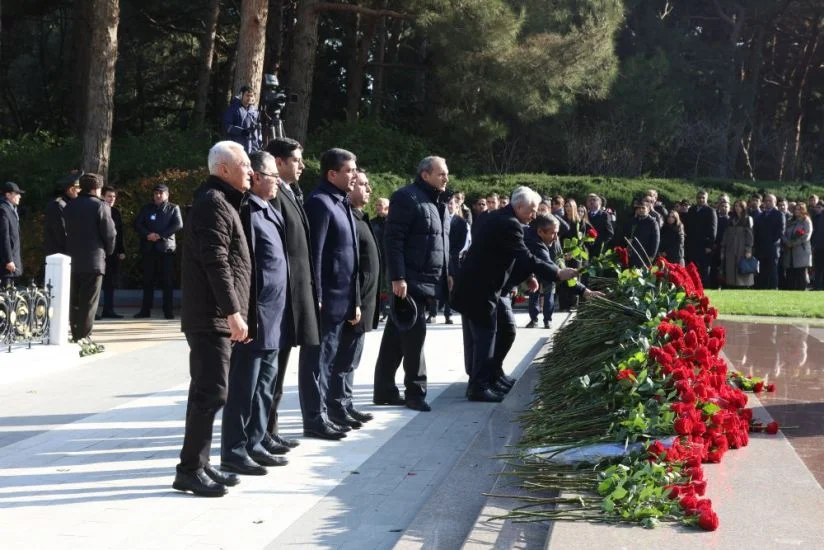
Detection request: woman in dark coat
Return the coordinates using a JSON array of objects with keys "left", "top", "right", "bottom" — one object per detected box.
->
[
  {"left": 720, "top": 200, "right": 754, "bottom": 288},
  {"left": 558, "top": 199, "right": 592, "bottom": 310},
  {"left": 659, "top": 211, "right": 685, "bottom": 265}
]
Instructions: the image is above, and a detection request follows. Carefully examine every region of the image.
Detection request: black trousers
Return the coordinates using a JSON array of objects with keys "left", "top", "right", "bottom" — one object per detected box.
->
[
  {"left": 69, "top": 272, "right": 102, "bottom": 341},
  {"left": 101, "top": 255, "right": 120, "bottom": 314},
  {"left": 373, "top": 304, "right": 428, "bottom": 400},
  {"left": 490, "top": 296, "right": 517, "bottom": 379},
  {"left": 221, "top": 346, "right": 278, "bottom": 463},
  {"left": 267, "top": 346, "right": 292, "bottom": 436},
  {"left": 298, "top": 317, "right": 345, "bottom": 428},
  {"left": 328, "top": 324, "right": 366, "bottom": 417},
  {"left": 178, "top": 331, "right": 231, "bottom": 473},
  {"left": 140, "top": 251, "right": 175, "bottom": 315},
  {"left": 756, "top": 255, "right": 780, "bottom": 289},
  {"left": 814, "top": 249, "right": 824, "bottom": 290}
]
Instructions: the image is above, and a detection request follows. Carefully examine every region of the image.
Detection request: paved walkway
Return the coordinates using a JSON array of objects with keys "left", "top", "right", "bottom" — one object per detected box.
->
[{"left": 0, "top": 310, "right": 554, "bottom": 550}]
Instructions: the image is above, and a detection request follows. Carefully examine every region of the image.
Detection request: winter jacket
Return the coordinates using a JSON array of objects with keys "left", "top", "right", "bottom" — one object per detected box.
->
[
  {"left": 134, "top": 201, "right": 183, "bottom": 254},
  {"left": 63, "top": 193, "right": 116, "bottom": 274}
]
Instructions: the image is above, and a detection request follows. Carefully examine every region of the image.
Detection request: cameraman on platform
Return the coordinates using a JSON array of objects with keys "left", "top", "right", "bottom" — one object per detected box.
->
[{"left": 223, "top": 84, "right": 261, "bottom": 154}]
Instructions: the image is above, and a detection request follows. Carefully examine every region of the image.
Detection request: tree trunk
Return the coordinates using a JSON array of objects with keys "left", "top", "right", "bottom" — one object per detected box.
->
[
  {"left": 370, "top": 9, "right": 387, "bottom": 121},
  {"left": 284, "top": 0, "right": 320, "bottom": 144},
  {"left": 264, "top": 0, "right": 284, "bottom": 73},
  {"left": 81, "top": 0, "right": 119, "bottom": 181},
  {"left": 234, "top": 0, "right": 268, "bottom": 96},
  {"left": 345, "top": 12, "right": 378, "bottom": 122},
  {"left": 193, "top": 0, "right": 221, "bottom": 131},
  {"left": 788, "top": 25, "right": 821, "bottom": 181},
  {"left": 73, "top": 0, "right": 93, "bottom": 129}
]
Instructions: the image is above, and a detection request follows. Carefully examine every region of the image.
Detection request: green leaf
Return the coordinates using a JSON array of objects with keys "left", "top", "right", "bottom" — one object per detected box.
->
[{"left": 611, "top": 485, "right": 628, "bottom": 500}]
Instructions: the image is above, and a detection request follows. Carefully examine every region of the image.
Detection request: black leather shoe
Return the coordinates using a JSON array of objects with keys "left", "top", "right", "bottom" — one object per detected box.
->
[
  {"left": 525, "top": 320, "right": 537, "bottom": 328},
  {"left": 405, "top": 398, "right": 431, "bottom": 412},
  {"left": 467, "top": 388, "right": 504, "bottom": 403},
  {"left": 164, "top": 313, "right": 175, "bottom": 320},
  {"left": 101, "top": 312, "right": 123, "bottom": 319},
  {"left": 544, "top": 321, "right": 550, "bottom": 329},
  {"left": 500, "top": 375, "right": 516, "bottom": 387},
  {"left": 347, "top": 408, "right": 374, "bottom": 423},
  {"left": 326, "top": 420, "right": 351, "bottom": 433},
  {"left": 272, "top": 433, "right": 300, "bottom": 448},
  {"left": 173, "top": 469, "right": 228, "bottom": 497},
  {"left": 249, "top": 450, "right": 288, "bottom": 467},
  {"left": 492, "top": 380, "right": 511, "bottom": 394},
  {"left": 328, "top": 412, "right": 362, "bottom": 430},
  {"left": 373, "top": 395, "right": 405, "bottom": 406},
  {"left": 220, "top": 457, "right": 268, "bottom": 476},
  {"left": 426, "top": 315, "right": 435, "bottom": 324},
  {"left": 262, "top": 435, "right": 290, "bottom": 455},
  {"left": 303, "top": 423, "right": 346, "bottom": 440},
  {"left": 133, "top": 311, "right": 151, "bottom": 319},
  {"left": 445, "top": 318, "right": 454, "bottom": 325},
  {"left": 204, "top": 464, "right": 240, "bottom": 487},
  {"left": 94, "top": 313, "right": 103, "bottom": 321}
]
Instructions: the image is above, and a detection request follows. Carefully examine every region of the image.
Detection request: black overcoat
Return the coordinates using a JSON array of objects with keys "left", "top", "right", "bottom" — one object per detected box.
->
[
  {"left": 352, "top": 209, "right": 382, "bottom": 333},
  {"left": 754, "top": 208, "right": 786, "bottom": 260},
  {"left": 0, "top": 199, "right": 22, "bottom": 276},
  {"left": 63, "top": 193, "right": 116, "bottom": 274},
  {"left": 43, "top": 195, "right": 70, "bottom": 256}
]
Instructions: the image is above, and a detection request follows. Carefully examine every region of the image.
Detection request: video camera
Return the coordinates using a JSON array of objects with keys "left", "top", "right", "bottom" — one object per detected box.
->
[{"left": 258, "top": 73, "right": 298, "bottom": 142}]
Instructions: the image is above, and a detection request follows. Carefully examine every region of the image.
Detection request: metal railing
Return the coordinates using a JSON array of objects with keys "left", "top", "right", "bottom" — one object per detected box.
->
[{"left": 1, "top": 282, "right": 52, "bottom": 352}]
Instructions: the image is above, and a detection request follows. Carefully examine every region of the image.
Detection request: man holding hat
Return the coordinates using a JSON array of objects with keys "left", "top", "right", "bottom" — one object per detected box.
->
[
  {"left": 0, "top": 182, "right": 25, "bottom": 287},
  {"left": 43, "top": 171, "right": 81, "bottom": 256},
  {"left": 134, "top": 184, "right": 183, "bottom": 319}
]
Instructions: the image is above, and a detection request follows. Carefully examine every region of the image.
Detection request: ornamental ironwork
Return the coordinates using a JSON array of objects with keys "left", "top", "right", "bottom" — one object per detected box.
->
[{"left": 0, "top": 282, "right": 52, "bottom": 352}]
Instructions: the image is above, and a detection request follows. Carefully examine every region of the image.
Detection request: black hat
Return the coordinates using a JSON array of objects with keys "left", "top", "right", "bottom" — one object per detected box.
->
[
  {"left": 57, "top": 171, "right": 83, "bottom": 190},
  {"left": 2, "top": 182, "right": 24, "bottom": 194},
  {"left": 153, "top": 184, "right": 169, "bottom": 193},
  {"left": 389, "top": 294, "right": 418, "bottom": 331}
]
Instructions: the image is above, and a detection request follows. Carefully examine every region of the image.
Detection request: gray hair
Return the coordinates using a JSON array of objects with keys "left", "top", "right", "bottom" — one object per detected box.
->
[
  {"left": 531, "top": 213, "right": 559, "bottom": 231},
  {"left": 510, "top": 186, "right": 542, "bottom": 208},
  {"left": 417, "top": 156, "right": 446, "bottom": 175},
  {"left": 249, "top": 150, "right": 276, "bottom": 173},
  {"left": 208, "top": 141, "right": 245, "bottom": 175}
]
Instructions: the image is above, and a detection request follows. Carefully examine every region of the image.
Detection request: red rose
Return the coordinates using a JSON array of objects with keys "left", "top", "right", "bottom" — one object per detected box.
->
[
  {"left": 795, "top": 227, "right": 806, "bottom": 237},
  {"left": 767, "top": 383, "right": 776, "bottom": 392},
  {"left": 674, "top": 416, "right": 693, "bottom": 435},
  {"left": 679, "top": 494, "right": 699, "bottom": 513},
  {"left": 647, "top": 440, "right": 666, "bottom": 459},
  {"left": 698, "top": 509, "right": 719, "bottom": 531},
  {"left": 616, "top": 369, "right": 637, "bottom": 382},
  {"left": 692, "top": 479, "right": 707, "bottom": 496},
  {"left": 754, "top": 381, "right": 764, "bottom": 393},
  {"left": 587, "top": 228, "right": 598, "bottom": 239},
  {"left": 766, "top": 421, "right": 779, "bottom": 434}
]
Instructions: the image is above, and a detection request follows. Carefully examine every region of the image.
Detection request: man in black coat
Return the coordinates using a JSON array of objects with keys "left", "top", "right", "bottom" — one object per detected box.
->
[
  {"left": 220, "top": 151, "right": 289, "bottom": 476},
  {"left": 585, "top": 193, "right": 614, "bottom": 256},
  {"left": 373, "top": 156, "right": 451, "bottom": 412},
  {"left": 174, "top": 141, "right": 253, "bottom": 497},
  {"left": 444, "top": 195, "right": 469, "bottom": 324},
  {"left": 264, "top": 137, "right": 318, "bottom": 450},
  {"left": 812, "top": 201, "right": 824, "bottom": 290},
  {"left": 97, "top": 186, "right": 126, "bottom": 319},
  {"left": 0, "top": 182, "right": 24, "bottom": 286},
  {"left": 684, "top": 190, "right": 717, "bottom": 285},
  {"left": 63, "top": 174, "right": 116, "bottom": 342},
  {"left": 452, "top": 188, "right": 579, "bottom": 402},
  {"left": 300, "top": 148, "right": 361, "bottom": 440},
  {"left": 43, "top": 172, "right": 81, "bottom": 257},
  {"left": 754, "top": 193, "right": 786, "bottom": 290},
  {"left": 328, "top": 170, "right": 381, "bottom": 429},
  {"left": 371, "top": 197, "right": 390, "bottom": 320},
  {"left": 134, "top": 184, "right": 183, "bottom": 319},
  {"left": 623, "top": 198, "right": 660, "bottom": 268}
]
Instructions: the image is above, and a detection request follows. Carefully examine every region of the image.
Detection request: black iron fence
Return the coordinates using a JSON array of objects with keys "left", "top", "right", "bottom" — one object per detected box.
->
[{"left": 1, "top": 282, "right": 52, "bottom": 352}]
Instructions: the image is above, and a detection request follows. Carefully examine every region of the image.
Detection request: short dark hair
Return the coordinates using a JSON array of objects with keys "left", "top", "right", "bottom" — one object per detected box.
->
[
  {"left": 487, "top": 193, "right": 499, "bottom": 200},
  {"left": 239, "top": 84, "right": 252, "bottom": 94},
  {"left": 249, "top": 150, "right": 275, "bottom": 173},
  {"left": 320, "top": 148, "right": 356, "bottom": 176},
  {"left": 101, "top": 186, "right": 116, "bottom": 196},
  {"left": 266, "top": 137, "right": 303, "bottom": 160},
  {"left": 750, "top": 193, "right": 762, "bottom": 201},
  {"left": 79, "top": 173, "right": 103, "bottom": 192},
  {"left": 531, "top": 213, "right": 558, "bottom": 231}
]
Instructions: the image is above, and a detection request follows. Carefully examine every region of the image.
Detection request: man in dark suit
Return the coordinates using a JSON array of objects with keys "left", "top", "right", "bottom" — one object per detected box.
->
[
  {"left": 747, "top": 194, "right": 763, "bottom": 222},
  {"left": 0, "top": 182, "right": 24, "bottom": 287},
  {"left": 373, "top": 156, "right": 451, "bottom": 412},
  {"left": 754, "top": 193, "right": 786, "bottom": 289},
  {"left": 812, "top": 201, "right": 824, "bottom": 290},
  {"left": 300, "top": 148, "right": 361, "bottom": 440},
  {"left": 371, "top": 197, "right": 390, "bottom": 321},
  {"left": 623, "top": 198, "right": 660, "bottom": 268},
  {"left": 264, "top": 137, "right": 320, "bottom": 449},
  {"left": 97, "top": 186, "right": 126, "bottom": 319},
  {"left": 174, "top": 141, "right": 252, "bottom": 497},
  {"left": 63, "top": 174, "right": 116, "bottom": 343},
  {"left": 43, "top": 172, "right": 81, "bottom": 256},
  {"left": 328, "top": 169, "right": 381, "bottom": 429},
  {"left": 444, "top": 194, "right": 469, "bottom": 324},
  {"left": 585, "top": 193, "right": 614, "bottom": 257},
  {"left": 684, "top": 190, "right": 717, "bottom": 285},
  {"left": 452, "top": 187, "right": 579, "bottom": 402},
  {"left": 134, "top": 184, "right": 183, "bottom": 319},
  {"left": 221, "top": 151, "right": 289, "bottom": 476}
]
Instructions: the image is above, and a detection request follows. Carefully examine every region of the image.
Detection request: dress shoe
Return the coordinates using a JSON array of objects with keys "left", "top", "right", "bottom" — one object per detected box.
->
[
  {"left": 426, "top": 315, "right": 435, "bottom": 324},
  {"left": 544, "top": 321, "right": 550, "bottom": 329},
  {"left": 373, "top": 395, "right": 405, "bottom": 406},
  {"left": 405, "top": 398, "right": 431, "bottom": 412},
  {"left": 303, "top": 423, "right": 346, "bottom": 440},
  {"left": 249, "top": 450, "right": 288, "bottom": 467},
  {"left": 101, "top": 312, "right": 123, "bottom": 319},
  {"left": 272, "top": 433, "right": 300, "bottom": 448},
  {"left": 492, "top": 379, "right": 511, "bottom": 394},
  {"left": 204, "top": 464, "right": 240, "bottom": 487},
  {"left": 173, "top": 469, "right": 228, "bottom": 497},
  {"left": 500, "top": 374, "right": 517, "bottom": 387},
  {"left": 220, "top": 457, "right": 268, "bottom": 476},
  {"left": 326, "top": 420, "right": 351, "bottom": 433},
  {"left": 347, "top": 407, "right": 374, "bottom": 423},
  {"left": 467, "top": 388, "right": 504, "bottom": 403},
  {"left": 444, "top": 318, "right": 454, "bottom": 325},
  {"left": 262, "top": 435, "right": 290, "bottom": 455},
  {"left": 133, "top": 311, "right": 151, "bottom": 319},
  {"left": 164, "top": 313, "right": 175, "bottom": 320},
  {"left": 328, "top": 412, "right": 362, "bottom": 430},
  {"left": 94, "top": 313, "right": 103, "bottom": 321},
  {"left": 525, "top": 320, "right": 537, "bottom": 329}
]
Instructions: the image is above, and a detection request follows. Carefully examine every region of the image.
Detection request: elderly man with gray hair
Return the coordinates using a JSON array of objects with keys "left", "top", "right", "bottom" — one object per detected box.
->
[
  {"left": 451, "top": 186, "right": 583, "bottom": 402},
  {"left": 174, "top": 141, "right": 253, "bottom": 497}
]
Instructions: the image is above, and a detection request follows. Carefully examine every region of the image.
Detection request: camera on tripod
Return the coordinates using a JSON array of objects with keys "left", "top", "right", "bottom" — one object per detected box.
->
[{"left": 259, "top": 73, "right": 297, "bottom": 142}]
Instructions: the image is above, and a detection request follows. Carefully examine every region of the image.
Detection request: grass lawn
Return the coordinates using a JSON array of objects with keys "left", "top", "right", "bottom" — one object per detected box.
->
[{"left": 704, "top": 289, "right": 824, "bottom": 318}]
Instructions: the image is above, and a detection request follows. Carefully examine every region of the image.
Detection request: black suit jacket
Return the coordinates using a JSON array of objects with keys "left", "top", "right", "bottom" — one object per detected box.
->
[
  {"left": 63, "top": 193, "right": 116, "bottom": 274},
  {"left": 271, "top": 181, "right": 320, "bottom": 346},
  {"left": 111, "top": 207, "right": 125, "bottom": 256},
  {"left": 623, "top": 215, "right": 660, "bottom": 268},
  {"left": 43, "top": 195, "right": 70, "bottom": 256},
  {"left": 685, "top": 205, "right": 717, "bottom": 256},
  {"left": 451, "top": 205, "right": 559, "bottom": 327},
  {"left": 754, "top": 208, "right": 786, "bottom": 260},
  {"left": 352, "top": 209, "right": 383, "bottom": 333},
  {"left": 0, "top": 199, "right": 22, "bottom": 277},
  {"left": 587, "top": 209, "right": 614, "bottom": 256}
]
